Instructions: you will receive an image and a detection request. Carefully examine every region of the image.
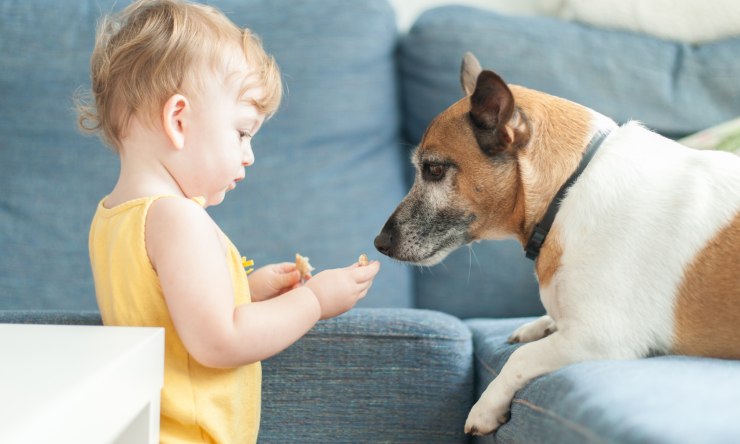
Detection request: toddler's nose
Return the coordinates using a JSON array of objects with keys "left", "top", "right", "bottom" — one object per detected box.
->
[{"left": 242, "top": 146, "right": 255, "bottom": 167}]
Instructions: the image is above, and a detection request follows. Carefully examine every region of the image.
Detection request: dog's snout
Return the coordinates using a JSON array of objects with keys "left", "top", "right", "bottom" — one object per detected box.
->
[{"left": 374, "top": 219, "right": 398, "bottom": 257}]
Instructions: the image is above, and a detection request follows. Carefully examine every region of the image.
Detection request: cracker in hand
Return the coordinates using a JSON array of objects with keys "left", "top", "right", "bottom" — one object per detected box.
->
[
  {"left": 358, "top": 253, "right": 369, "bottom": 266},
  {"left": 295, "top": 253, "right": 315, "bottom": 281}
]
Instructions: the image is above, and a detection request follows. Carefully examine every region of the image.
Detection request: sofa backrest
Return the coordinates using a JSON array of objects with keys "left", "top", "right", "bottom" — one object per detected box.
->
[{"left": 0, "top": 0, "right": 413, "bottom": 310}]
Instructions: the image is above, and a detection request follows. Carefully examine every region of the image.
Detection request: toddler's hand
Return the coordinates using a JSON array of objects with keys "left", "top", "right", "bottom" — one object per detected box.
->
[
  {"left": 305, "top": 260, "right": 380, "bottom": 320},
  {"left": 249, "top": 263, "right": 302, "bottom": 302}
]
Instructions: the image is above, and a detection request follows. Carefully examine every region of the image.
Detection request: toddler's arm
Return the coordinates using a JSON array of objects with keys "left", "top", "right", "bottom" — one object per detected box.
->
[{"left": 146, "top": 197, "right": 378, "bottom": 368}]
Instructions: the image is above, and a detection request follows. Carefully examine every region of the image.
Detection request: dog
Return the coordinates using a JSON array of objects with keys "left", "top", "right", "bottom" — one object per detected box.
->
[{"left": 374, "top": 52, "right": 740, "bottom": 435}]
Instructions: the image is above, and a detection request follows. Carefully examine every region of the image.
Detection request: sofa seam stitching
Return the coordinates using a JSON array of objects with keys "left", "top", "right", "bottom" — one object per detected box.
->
[
  {"left": 308, "top": 334, "right": 472, "bottom": 341},
  {"left": 475, "top": 354, "right": 605, "bottom": 443}
]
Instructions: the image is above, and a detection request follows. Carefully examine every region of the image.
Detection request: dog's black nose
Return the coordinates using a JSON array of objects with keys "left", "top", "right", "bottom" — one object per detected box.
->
[
  {"left": 375, "top": 216, "right": 400, "bottom": 257},
  {"left": 374, "top": 230, "right": 394, "bottom": 256}
]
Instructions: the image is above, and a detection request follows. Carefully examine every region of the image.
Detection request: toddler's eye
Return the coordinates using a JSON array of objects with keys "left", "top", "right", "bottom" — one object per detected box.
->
[{"left": 238, "top": 130, "right": 252, "bottom": 141}]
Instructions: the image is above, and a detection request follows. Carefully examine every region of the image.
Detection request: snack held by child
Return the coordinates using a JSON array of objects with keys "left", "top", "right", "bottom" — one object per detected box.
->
[
  {"left": 295, "top": 252, "right": 315, "bottom": 282},
  {"left": 81, "top": 1, "right": 379, "bottom": 442},
  {"left": 358, "top": 253, "right": 370, "bottom": 266}
]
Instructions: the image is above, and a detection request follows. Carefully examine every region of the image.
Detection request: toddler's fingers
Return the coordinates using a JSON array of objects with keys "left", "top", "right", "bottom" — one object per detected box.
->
[
  {"left": 279, "top": 269, "right": 302, "bottom": 287},
  {"left": 274, "top": 262, "right": 298, "bottom": 273},
  {"left": 351, "top": 261, "right": 380, "bottom": 282}
]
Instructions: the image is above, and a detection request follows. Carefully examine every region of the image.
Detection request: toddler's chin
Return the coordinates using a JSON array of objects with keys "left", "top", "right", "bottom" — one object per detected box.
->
[{"left": 207, "top": 191, "right": 227, "bottom": 207}]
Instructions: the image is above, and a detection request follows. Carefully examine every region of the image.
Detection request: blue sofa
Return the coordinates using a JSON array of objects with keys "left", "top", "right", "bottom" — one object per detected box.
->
[{"left": 2, "top": 1, "right": 740, "bottom": 442}]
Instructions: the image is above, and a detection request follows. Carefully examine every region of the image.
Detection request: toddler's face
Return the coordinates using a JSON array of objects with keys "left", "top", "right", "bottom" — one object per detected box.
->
[{"left": 183, "top": 59, "right": 266, "bottom": 206}]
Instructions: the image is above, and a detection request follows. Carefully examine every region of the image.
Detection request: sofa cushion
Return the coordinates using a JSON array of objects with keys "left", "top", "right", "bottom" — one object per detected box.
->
[
  {"left": 261, "top": 308, "right": 474, "bottom": 443},
  {"left": 0, "top": 310, "right": 103, "bottom": 326},
  {"left": 466, "top": 318, "right": 740, "bottom": 443},
  {"left": 0, "top": 0, "right": 412, "bottom": 310},
  {"left": 414, "top": 240, "right": 543, "bottom": 319},
  {"left": 399, "top": 6, "right": 740, "bottom": 140}
]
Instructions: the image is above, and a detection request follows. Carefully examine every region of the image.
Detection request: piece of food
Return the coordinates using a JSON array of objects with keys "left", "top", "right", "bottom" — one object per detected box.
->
[
  {"left": 358, "top": 253, "right": 369, "bottom": 266},
  {"left": 295, "top": 253, "right": 315, "bottom": 280}
]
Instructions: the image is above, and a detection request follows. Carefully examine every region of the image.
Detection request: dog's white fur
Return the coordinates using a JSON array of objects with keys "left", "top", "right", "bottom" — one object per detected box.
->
[{"left": 465, "top": 114, "right": 740, "bottom": 434}]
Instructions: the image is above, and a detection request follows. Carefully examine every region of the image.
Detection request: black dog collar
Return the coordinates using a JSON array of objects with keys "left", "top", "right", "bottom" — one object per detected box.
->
[{"left": 524, "top": 130, "right": 612, "bottom": 260}]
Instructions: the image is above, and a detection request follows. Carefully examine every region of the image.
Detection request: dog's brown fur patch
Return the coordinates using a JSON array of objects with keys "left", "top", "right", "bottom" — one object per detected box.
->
[
  {"left": 536, "top": 228, "right": 563, "bottom": 288},
  {"left": 508, "top": 86, "right": 593, "bottom": 244},
  {"left": 672, "top": 211, "right": 740, "bottom": 359}
]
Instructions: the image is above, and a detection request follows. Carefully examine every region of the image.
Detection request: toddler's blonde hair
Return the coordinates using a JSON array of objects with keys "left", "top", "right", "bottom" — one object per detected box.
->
[{"left": 77, "top": 0, "right": 282, "bottom": 150}]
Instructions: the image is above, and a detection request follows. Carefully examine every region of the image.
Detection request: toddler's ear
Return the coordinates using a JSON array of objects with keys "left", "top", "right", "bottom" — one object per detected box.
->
[{"left": 162, "top": 94, "right": 189, "bottom": 150}]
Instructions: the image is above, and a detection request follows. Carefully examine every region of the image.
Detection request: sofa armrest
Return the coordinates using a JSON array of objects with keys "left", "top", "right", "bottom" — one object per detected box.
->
[{"left": 260, "top": 308, "right": 474, "bottom": 443}]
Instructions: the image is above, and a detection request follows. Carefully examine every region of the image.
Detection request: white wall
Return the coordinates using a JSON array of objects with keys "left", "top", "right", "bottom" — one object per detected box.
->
[
  {"left": 387, "top": 0, "right": 561, "bottom": 32},
  {"left": 388, "top": 0, "right": 740, "bottom": 43}
]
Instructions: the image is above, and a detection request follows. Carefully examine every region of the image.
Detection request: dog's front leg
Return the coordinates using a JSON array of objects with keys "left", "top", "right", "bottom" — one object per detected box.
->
[{"left": 464, "top": 331, "right": 599, "bottom": 435}]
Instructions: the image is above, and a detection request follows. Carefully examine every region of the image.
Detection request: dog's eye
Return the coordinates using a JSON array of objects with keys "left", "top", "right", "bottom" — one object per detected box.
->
[{"left": 423, "top": 163, "right": 447, "bottom": 182}]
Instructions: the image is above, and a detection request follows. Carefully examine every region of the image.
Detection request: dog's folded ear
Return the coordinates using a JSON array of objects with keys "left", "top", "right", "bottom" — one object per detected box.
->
[{"left": 469, "top": 69, "right": 527, "bottom": 156}]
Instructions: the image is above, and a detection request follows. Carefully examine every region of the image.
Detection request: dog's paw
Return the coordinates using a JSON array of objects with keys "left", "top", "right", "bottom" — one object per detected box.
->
[
  {"left": 464, "top": 398, "right": 511, "bottom": 435},
  {"left": 507, "top": 315, "right": 557, "bottom": 344}
]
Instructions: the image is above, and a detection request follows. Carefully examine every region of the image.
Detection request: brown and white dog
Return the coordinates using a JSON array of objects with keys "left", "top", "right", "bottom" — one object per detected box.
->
[{"left": 374, "top": 53, "right": 740, "bottom": 435}]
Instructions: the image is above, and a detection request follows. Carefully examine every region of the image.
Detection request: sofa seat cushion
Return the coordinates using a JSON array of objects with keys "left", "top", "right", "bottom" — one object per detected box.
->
[
  {"left": 466, "top": 318, "right": 740, "bottom": 443},
  {"left": 0, "top": 310, "right": 102, "bottom": 326},
  {"left": 261, "top": 308, "right": 474, "bottom": 443}
]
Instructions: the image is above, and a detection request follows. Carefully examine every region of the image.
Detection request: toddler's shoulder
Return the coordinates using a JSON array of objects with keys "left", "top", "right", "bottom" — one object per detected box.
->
[
  {"left": 145, "top": 196, "right": 224, "bottom": 268},
  {"left": 146, "top": 196, "right": 218, "bottom": 240}
]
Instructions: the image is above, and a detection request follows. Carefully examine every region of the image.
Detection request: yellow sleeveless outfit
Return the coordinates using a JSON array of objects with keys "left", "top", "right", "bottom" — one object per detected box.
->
[{"left": 89, "top": 195, "right": 260, "bottom": 444}]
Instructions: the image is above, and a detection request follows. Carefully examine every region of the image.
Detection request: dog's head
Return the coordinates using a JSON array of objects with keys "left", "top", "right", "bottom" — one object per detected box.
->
[{"left": 374, "top": 53, "right": 593, "bottom": 265}]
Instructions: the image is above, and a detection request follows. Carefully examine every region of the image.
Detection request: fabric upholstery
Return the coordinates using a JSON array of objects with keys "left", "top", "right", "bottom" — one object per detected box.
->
[
  {"left": 261, "top": 308, "right": 474, "bottom": 443},
  {"left": 466, "top": 318, "right": 740, "bottom": 444}
]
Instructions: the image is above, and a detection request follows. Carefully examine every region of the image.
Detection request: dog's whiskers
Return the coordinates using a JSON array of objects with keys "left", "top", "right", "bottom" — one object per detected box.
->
[{"left": 467, "top": 245, "right": 473, "bottom": 285}]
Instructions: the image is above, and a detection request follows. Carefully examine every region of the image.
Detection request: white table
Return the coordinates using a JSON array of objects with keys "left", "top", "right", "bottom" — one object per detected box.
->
[{"left": 0, "top": 324, "right": 164, "bottom": 444}]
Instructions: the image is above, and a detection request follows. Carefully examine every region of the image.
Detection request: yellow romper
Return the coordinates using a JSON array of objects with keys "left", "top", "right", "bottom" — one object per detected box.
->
[{"left": 89, "top": 195, "right": 260, "bottom": 444}]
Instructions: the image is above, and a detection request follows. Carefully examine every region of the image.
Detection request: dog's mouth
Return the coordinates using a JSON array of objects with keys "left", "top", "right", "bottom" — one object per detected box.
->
[
  {"left": 374, "top": 223, "right": 470, "bottom": 266},
  {"left": 407, "top": 245, "right": 460, "bottom": 266},
  {"left": 374, "top": 239, "right": 452, "bottom": 266}
]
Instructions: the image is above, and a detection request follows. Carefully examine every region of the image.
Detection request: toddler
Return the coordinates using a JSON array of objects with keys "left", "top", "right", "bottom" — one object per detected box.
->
[{"left": 80, "top": 1, "right": 380, "bottom": 442}]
